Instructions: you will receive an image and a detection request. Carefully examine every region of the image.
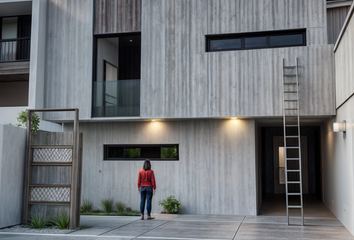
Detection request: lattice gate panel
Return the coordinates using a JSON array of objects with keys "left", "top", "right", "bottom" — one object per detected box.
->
[{"left": 23, "top": 109, "right": 82, "bottom": 229}]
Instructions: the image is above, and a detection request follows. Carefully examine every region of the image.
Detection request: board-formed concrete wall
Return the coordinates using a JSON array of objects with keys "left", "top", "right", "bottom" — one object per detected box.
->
[
  {"left": 40, "top": 0, "right": 334, "bottom": 121},
  {"left": 141, "top": 0, "right": 335, "bottom": 118},
  {"left": 0, "top": 124, "right": 26, "bottom": 228},
  {"left": 66, "top": 119, "right": 257, "bottom": 215}
]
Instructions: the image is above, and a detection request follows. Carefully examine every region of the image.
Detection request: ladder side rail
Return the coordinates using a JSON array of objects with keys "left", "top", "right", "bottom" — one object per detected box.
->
[
  {"left": 282, "top": 58, "right": 290, "bottom": 225},
  {"left": 295, "top": 57, "right": 304, "bottom": 225}
]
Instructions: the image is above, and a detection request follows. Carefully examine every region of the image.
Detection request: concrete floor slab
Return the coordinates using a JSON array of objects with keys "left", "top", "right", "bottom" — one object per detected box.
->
[
  {"left": 102, "top": 219, "right": 168, "bottom": 236},
  {"left": 140, "top": 220, "right": 240, "bottom": 239},
  {"left": 174, "top": 214, "right": 245, "bottom": 222},
  {"left": 0, "top": 214, "right": 353, "bottom": 240},
  {"left": 235, "top": 223, "right": 354, "bottom": 240}
]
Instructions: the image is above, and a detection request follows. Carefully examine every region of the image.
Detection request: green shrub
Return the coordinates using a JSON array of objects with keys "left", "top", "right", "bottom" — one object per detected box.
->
[
  {"left": 51, "top": 210, "right": 70, "bottom": 229},
  {"left": 30, "top": 212, "right": 49, "bottom": 229},
  {"left": 80, "top": 199, "right": 93, "bottom": 213},
  {"left": 115, "top": 201, "right": 127, "bottom": 213},
  {"left": 17, "top": 109, "right": 40, "bottom": 135},
  {"left": 158, "top": 195, "right": 180, "bottom": 214},
  {"left": 101, "top": 199, "right": 114, "bottom": 213}
]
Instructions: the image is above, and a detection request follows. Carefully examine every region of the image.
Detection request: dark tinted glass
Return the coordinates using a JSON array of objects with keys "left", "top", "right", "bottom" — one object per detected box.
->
[
  {"left": 107, "top": 147, "right": 124, "bottom": 158},
  {"left": 245, "top": 36, "right": 267, "bottom": 48},
  {"left": 161, "top": 146, "right": 178, "bottom": 158},
  {"left": 141, "top": 147, "right": 160, "bottom": 158},
  {"left": 269, "top": 34, "right": 304, "bottom": 47},
  {"left": 210, "top": 38, "right": 241, "bottom": 50},
  {"left": 104, "top": 145, "right": 179, "bottom": 160},
  {"left": 124, "top": 147, "right": 140, "bottom": 158}
]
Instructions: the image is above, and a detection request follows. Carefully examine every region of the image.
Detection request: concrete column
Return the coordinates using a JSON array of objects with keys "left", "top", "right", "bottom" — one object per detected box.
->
[{"left": 28, "top": 0, "right": 47, "bottom": 109}]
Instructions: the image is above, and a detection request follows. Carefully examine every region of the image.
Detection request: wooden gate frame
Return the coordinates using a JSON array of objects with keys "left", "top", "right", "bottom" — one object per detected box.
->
[{"left": 23, "top": 108, "right": 82, "bottom": 229}]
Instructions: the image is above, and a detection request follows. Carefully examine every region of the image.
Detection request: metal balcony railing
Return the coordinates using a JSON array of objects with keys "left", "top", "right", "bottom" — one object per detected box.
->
[
  {"left": 92, "top": 79, "right": 140, "bottom": 117},
  {"left": 0, "top": 37, "right": 30, "bottom": 62}
]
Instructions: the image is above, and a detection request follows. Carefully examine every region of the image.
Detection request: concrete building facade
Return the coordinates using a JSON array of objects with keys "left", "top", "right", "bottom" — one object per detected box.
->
[{"left": 1, "top": 0, "right": 354, "bottom": 235}]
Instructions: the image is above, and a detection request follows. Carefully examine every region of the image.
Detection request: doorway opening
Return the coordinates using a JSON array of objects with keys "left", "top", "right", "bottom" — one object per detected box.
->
[{"left": 258, "top": 126, "right": 333, "bottom": 217}]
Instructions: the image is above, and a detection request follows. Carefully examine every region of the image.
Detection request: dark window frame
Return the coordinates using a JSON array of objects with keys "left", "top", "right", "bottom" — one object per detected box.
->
[
  {"left": 104, "top": 144, "right": 179, "bottom": 161},
  {"left": 0, "top": 14, "right": 32, "bottom": 62},
  {"left": 206, "top": 29, "right": 306, "bottom": 52}
]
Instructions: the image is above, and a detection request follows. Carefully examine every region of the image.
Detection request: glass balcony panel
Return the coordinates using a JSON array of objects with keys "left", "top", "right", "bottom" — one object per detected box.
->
[{"left": 93, "top": 79, "right": 140, "bottom": 117}]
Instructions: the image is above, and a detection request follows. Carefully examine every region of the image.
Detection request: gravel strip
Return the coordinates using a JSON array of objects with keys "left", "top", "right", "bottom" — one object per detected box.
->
[{"left": 0, "top": 225, "right": 75, "bottom": 234}]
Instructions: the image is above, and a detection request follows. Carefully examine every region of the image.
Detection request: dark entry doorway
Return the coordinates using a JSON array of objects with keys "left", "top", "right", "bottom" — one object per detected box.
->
[{"left": 259, "top": 126, "right": 323, "bottom": 216}]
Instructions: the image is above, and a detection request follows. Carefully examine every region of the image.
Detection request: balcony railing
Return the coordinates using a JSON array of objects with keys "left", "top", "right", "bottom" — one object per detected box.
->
[
  {"left": 93, "top": 79, "right": 140, "bottom": 117},
  {"left": 0, "top": 37, "right": 30, "bottom": 62}
]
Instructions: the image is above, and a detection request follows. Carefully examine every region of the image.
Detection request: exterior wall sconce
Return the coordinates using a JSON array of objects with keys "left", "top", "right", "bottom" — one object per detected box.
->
[{"left": 333, "top": 120, "right": 346, "bottom": 133}]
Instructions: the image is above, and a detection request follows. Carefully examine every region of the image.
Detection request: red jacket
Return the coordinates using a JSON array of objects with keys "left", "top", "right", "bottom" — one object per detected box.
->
[{"left": 137, "top": 169, "right": 156, "bottom": 190}]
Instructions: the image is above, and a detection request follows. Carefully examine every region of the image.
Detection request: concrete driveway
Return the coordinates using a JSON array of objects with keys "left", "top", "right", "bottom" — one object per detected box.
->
[{"left": 0, "top": 214, "right": 353, "bottom": 240}]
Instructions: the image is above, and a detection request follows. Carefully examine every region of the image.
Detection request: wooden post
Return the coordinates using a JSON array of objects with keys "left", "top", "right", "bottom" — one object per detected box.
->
[
  {"left": 70, "top": 109, "right": 80, "bottom": 229},
  {"left": 23, "top": 110, "right": 32, "bottom": 223}
]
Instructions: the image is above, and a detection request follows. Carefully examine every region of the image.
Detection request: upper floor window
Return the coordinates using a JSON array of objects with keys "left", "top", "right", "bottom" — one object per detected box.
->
[
  {"left": 92, "top": 33, "right": 141, "bottom": 117},
  {"left": 0, "top": 15, "right": 31, "bottom": 62},
  {"left": 206, "top": 29, "right": 306, "bottom": 52}
]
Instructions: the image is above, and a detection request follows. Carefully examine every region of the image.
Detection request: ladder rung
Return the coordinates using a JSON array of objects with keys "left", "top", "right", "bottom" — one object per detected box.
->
[
  {"left": 286, "top": 136, "right": 298, "bottom": 138},
  {"left": 287, "top": 193, "right": 302, "bottom": 196},
  {"left": 285, "top": 108, "right": 298, "bottom": 110},
  {"left": 285, "top": 125, "right": 298, "bottom": 127},
  {"left": 284, "top": 74, "right": 297, "bottom": 77},
  {"left": 284, "top": 100, "right": 297, "bottom": 102},
  {"left": 287, "top": 169, "right": 300, "bottom": 172},
  {"left": 288, "top": 205, "right": 302, "bottom": 209},
  {"left": 288, "top": 181, "right": 301, "bottom": 184},
  {"left": 284, "top": 82, "right": 297, "bottom": 84},
  {"left": 286, "top": 158, "right": 299, "bottom": 160},
  {"left": 284, "top": 66, "right": 296, "bottom": 69},
  {"left": 286, "top": 146, "right": 299, "bottom": 149},
  {"left": 284, "top": 91, "right": 297, "bottom": 93}
]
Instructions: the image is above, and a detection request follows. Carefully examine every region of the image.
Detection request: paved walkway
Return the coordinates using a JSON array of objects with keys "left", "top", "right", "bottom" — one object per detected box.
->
[{"left": 1, "top": 214, "right": 353, "bottom": 240}]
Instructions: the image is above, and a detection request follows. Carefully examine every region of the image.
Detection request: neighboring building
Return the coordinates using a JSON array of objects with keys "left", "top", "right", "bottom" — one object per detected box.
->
[{"left": 1, "top": 0, "right": 354, "bottom": 235}]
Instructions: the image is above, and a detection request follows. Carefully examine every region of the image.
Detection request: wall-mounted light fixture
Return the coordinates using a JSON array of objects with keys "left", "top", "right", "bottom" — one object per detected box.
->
[{"left": 333, "top": 120, "right": 346, "bottom": 133}]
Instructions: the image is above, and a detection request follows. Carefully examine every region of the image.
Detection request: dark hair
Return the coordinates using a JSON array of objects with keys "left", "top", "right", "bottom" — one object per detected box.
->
[{"left": 143, "top": 160, "right": 151, "bottom": 171}]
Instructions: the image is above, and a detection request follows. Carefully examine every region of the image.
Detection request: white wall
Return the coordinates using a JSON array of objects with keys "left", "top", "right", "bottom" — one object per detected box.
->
[
  {"left": 66, "top": 119, "right": 258, "bottom": 215},
  {"left": 0, "top": 124, "right": 26, "bottom": 228},
  {"left": 323, "top": 3, "right": 354, "bottom": 235},
  {"left": 322, "top": 101, "right": 354, "bottom": 235}
]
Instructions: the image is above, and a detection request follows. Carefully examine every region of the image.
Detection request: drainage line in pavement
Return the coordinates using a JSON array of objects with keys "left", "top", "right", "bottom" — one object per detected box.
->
[
  {"left": 98, "top": 219, "right": 142, "bottom": 236},
  {"left": 133, "top": 220, "right": 171, "bottom": 240},
  {"left": 232, "top": 216, "right": 245, "bottom": 240}
]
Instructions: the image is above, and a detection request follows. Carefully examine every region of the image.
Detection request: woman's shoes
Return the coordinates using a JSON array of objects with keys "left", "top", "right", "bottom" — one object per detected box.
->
[
  {"left": 147, "top": 216, "right": 155, "bottom": 220},
  {"left": 141, "top": 214, "right": 144, "bottom": 220}
]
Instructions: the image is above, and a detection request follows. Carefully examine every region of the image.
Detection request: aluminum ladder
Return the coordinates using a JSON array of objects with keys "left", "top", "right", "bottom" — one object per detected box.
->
[{"left": 282, "top": 58, "right": 303, "bottom": 225}]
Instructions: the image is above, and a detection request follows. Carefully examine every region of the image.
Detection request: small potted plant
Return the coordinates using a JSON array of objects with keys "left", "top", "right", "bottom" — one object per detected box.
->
[{"left": 158, "top": 195, "right": 180, "bottom": 214}]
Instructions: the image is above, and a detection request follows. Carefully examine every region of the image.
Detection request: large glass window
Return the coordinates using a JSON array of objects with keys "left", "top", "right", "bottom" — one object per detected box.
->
[
  {"left": 93, "top": 33, "right": 141, "bottom": 117},
  {"left": 206, "top": 29, "right": 306, "bottom": 52},
  {"left": 104, "top": 144, "right": 179, "bottom": 161}
]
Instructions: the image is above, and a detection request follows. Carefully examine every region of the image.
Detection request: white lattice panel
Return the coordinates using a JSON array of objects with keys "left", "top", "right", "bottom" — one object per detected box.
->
[
  {"left": 30, "top": 187, "right": 70, "bottom": 202},
  {"left": 33, "top": 148, "right": 72, "bottom": 162}
]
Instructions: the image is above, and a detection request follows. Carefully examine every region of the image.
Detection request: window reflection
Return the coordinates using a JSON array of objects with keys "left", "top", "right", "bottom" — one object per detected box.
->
[
  {"left": 245, "top": 36, "right": 267, "bottom": 48},
  {"left": 210, "top": 38, "right": 241, "bottom": 50},
  {"left": 270, "top": 34, "right": 303, "bottom": 47}
]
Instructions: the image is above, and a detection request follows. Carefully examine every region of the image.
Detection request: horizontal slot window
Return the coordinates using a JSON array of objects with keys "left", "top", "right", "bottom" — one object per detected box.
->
[
  {"left": 104, "top": 144, "right": 179, "bottom": 161},
  {"left": 206, "top": 29, "right": 306, "bottom": 52},
  {"left": 245, "top": 36, "right": 267, "bottom": 48},
  {"left": 209, "top": 38, "right": 241, "bottom": 51}
]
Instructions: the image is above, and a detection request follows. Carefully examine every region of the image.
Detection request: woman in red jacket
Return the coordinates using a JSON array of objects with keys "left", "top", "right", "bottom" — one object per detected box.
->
[{"left": 137, "top": 160, "right": 156, "bottom": 220}]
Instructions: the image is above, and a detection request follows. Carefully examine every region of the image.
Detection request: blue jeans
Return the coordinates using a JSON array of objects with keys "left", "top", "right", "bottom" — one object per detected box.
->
[{"left": 140, "top": 187, "right": 153, "bottom": 215}]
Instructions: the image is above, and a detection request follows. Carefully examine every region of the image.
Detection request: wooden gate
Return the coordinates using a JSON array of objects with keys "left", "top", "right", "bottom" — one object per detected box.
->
[{"left": 23, "top": 109, "right": 82, "bottom": 229}]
